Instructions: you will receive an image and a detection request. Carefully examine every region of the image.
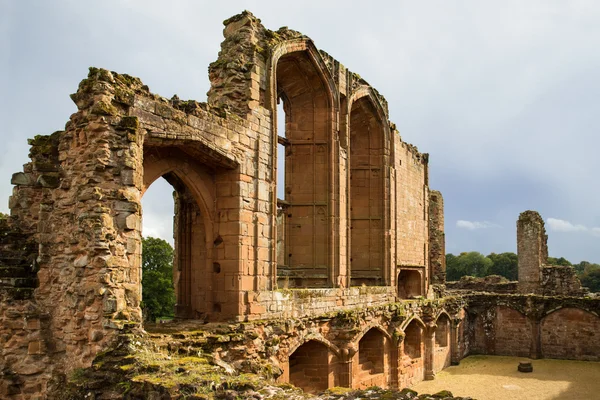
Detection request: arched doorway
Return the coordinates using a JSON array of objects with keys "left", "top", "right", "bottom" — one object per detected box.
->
[
  {"left": 142, "top": 147, "right": 216, "bottom": 321},
  {"left": 141, "top": 177, "right": 177, "bottom": 323}
]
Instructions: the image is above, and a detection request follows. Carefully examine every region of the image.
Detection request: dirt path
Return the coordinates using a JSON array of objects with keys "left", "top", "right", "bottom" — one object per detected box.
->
[{"left": 411, "top": 355, "right": 600, "bottom": 400}]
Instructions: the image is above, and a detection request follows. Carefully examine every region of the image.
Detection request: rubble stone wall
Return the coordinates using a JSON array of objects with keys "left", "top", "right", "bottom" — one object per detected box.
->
[
  {"left": 0, "top": 11, "right": 445, "bottom": 397},
  {"left": 540, "top": 265, "right": 586, "bottom": 296},
  {"left": 446, "top": 276, "right": 518, "bottom": 294},
  {"left": 428, "top": 191, "right": 445, "bottom": 286}
]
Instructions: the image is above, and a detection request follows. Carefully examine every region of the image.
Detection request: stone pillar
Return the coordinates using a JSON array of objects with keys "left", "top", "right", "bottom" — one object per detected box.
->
[
  {"left": 174, "top": 191, "right": 194, "bottom": 318},
  {"left": 517, "top": 211, "right": 547, "bottom": 294},
  {"left": 424, "top": 322, "right": 436, "bottom": 380},
  {"left": 390, "top": 331, "right": 404, "bottom": 389},
  {"left": 338, "top": 347, "right": 355, "bottom": 388},
  {"left": 428, "top": 190, "right": 445, "bottom": 286},
  {"left": 529, "top": 317, "right": 542, "bottom": 359},
  {"left": 450, "top": 318, "right": 462, "bottom": 365}
]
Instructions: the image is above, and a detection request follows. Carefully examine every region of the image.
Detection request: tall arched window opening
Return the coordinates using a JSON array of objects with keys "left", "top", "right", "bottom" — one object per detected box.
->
[{"left": 275, "top": 50, "right": 333, "bottom": 288}]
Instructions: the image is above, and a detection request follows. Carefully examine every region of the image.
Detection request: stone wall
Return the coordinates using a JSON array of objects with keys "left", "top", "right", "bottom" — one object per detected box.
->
[
  {"left": 540, "top": 265, "right": 586, "bottom": 296},
  {"left": 428, "top": 191, "right": 445, "bottom": 286},
  {"left": 395, "top": 143, "right": 429, "bottom": 271},
  {"left": 463, "top": 293, "right": 600, "bottom": 361},
  {"left": 0, "top": 11, "right": 447, "bottom": 397},
  {"left": 517, "top": 210, "right": 547, "bottom": 293},
  {"left": 446, "top": 275, "right": 518, "bottom": 294},
  {"left": 540, "top": 307, "right": 600, "bottom": 360},
  {"left": 449, "top": 210, "right": 585, "bottom": 297}
]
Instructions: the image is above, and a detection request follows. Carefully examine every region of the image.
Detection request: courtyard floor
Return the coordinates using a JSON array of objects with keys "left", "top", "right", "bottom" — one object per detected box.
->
[{"left": 411, "top": 355, "right": 600, "bottom": 400}]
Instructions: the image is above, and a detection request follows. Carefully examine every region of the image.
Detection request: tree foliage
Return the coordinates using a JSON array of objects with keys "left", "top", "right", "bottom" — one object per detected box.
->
[
  {"left": 547, "top": 256, "right": 572, "bottom": 267},
  {"left": 575, "top": 261, "right": 600, "bottom": 292},
  {"left": 142, "top": 236, "right": 176, "bottom": 322},
  {"left": 446, "top": 251, "right": 516, "bottom": 281},
  {"left": 580, "top": 268, "right": 600, "bottom": 292},
  {"left": 446, "top": 252, "right": 493, "bottom": 281}
]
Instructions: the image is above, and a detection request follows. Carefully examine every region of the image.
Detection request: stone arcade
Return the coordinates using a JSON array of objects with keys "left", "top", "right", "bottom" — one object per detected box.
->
[{"left": 1, "top": 11, "right": 599, "bottom": 398}]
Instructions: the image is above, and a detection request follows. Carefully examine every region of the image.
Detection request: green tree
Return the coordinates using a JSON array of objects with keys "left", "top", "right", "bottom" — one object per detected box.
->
[
  {"left": 487, "top": 252, "right": 518, "bottom": 281},
  {"left": 581, "top": 269, "right": 600, "bottom": 292},
  {"left": 573, "top": 261, "right": 600, "bottom": 276},
  {"left": 142, "top": 237, "right": 176, "bottom": 322},
  {"left": 446, "top": 253, "right": 462, "bottom": 281},
  {"left": 547, "top": 256, "right": 572, "bottom": 266},
  {"left": 446, "top": 252, "right": 492, "bottom": 281}
]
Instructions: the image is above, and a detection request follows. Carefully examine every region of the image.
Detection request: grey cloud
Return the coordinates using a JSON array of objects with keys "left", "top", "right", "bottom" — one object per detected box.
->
[{"left": 1, "top": 0, "right": 598, "bottom": 263}]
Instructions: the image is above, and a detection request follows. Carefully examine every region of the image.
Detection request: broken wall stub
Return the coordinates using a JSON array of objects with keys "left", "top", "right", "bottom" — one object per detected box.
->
[
  {"left": 517, "top": 210, "right": 547, "bottom": 293},
  {"left": 0, "top": 10, "right": 445, "bottom": 396},
  {"left": 428, "top": 190, "right": 445, "bottom": 288},
  {"left": 447, "top": 210, "right": 585, "bottom": 297},
  {"left": 516, "top": 210, "right": 584, "bottom": 296}
]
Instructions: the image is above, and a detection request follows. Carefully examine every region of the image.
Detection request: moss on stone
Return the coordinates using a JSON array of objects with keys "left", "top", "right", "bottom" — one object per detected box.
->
[
  {"left": 118, "top": 116, "right": 139, "bottom": 131},
  {"left": 90, "top": 100, "right": 118, "bottom": 116}
]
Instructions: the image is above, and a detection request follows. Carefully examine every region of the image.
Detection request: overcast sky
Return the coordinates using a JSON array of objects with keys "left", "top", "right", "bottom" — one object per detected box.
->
[{"left": 2, "top": 0, "right": 599, "bottom": 263}]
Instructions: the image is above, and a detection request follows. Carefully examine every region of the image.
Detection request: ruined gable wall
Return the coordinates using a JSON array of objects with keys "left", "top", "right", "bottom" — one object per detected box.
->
[
  {"left": 1, "top": 11, "right": 449, "bottom": 397},
  {"left": 211, "top": 11, "right": 437, "bottom": 292}
]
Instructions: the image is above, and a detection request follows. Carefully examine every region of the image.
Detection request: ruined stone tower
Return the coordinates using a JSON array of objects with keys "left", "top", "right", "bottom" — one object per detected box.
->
[{"left": 517, "top": 210, "right": 548, "bottom": 293}]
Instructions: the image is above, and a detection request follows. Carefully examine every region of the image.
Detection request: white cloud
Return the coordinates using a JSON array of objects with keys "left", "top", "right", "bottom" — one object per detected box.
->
[
  {"left": 456, "top": 220, "right": 500, "bottom": 230},
  {"left": 547, "top": 218, "right": 600, "bottom": 237}
]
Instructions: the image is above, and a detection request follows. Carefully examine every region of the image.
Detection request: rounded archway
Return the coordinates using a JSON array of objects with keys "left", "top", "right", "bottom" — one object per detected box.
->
[{"left": 399, "top": 318, "right": 425, "bottom": 387}]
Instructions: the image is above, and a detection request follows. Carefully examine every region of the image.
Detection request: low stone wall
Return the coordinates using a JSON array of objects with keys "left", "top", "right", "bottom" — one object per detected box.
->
[
  {"left": 50, "top": 298, "right": 465, "bottom": 398},
  {"left": 446, "top": 276, "right": 518, "bottom": 294},
  {"left": 246, "top": 286, "right": 397, "bottom": 320},
  {"left": 463, "top": 293, "right": 600, "bottom": 360},
  {"left": 541, "top": 265, "right": 586, "bottom": 296}
]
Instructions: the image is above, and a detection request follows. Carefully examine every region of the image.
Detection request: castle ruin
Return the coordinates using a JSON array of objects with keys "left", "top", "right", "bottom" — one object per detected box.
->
[{"left": 0, "top": 11, "right": 598, "bottom": 398}]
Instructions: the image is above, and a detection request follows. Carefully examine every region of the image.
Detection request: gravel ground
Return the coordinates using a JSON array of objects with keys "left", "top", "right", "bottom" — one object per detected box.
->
[{"left": 411, "top": 355, "right": 600, "bottom": 400}]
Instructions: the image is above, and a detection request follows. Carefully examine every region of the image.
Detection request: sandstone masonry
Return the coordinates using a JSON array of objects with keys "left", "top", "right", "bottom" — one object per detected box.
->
[{"left": 1, "top": 11, "right": 598, "bottom": 399}]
